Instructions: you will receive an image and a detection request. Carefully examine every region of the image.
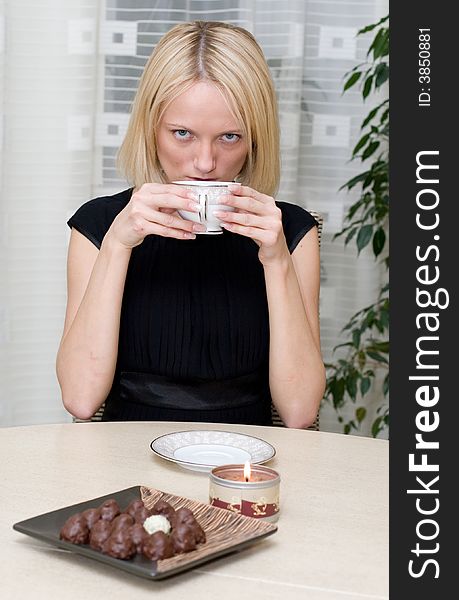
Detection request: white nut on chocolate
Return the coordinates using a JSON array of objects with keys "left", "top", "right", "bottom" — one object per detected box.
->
[{"left": 142, "top": 514, "right": 171, "bottom": 535}]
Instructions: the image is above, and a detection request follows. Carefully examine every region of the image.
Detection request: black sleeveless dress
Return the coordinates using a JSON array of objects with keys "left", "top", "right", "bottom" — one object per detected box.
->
[{"left": 68, "top": 188, "right": 317, "bottom": 425}]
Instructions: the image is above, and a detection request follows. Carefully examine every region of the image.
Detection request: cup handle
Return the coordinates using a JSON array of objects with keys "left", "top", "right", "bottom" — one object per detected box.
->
[{"left": 198, "top": 193, "right": 208, "bottom": 224}]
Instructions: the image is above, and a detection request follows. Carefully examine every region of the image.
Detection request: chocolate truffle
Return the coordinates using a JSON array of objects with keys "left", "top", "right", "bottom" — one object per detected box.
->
[
  {"left": 81, "top": 507, "right": 101, "bottom": 530},
  {"left": 103, "top": 528, "right": 136, "bottom": 560},
  {"left": 153, "top": 500, "right": 175, "bottom": 518},
  {"left": 152, "top": 500, "right": 176, "bottom": 526},
  {"left": 89, "top": 519, "right": 113, "bottom": 551},
  {"left": 99, "top": 499, "right": 120, "bottom": 522},
  {"left": 142, "top": 531, "right": 174, "bottom": 560},
  {"left": 174, "top": 507, "right": 206, "bottom": 543},
  {"left": 171, "top": 522, "right": 198, "bottom": 553},
  {"left": 60, "top": 513, "right": 89, "bottom": 545},
  {"left": 129, "top": 523, "right": 149, "bottom": 554},
  {"left": 125, "top": 499, "right": 145, "bottom": 518},
  {"left": 111, "top": 513, "right": 134, "bottom": 532},
  {"left": 133, "top": 505, "right": 152, "bottom": 525}
]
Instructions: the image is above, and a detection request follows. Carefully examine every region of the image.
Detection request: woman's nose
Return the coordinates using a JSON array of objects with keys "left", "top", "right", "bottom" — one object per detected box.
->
[{"left": 193, "top": 141, "right": 215, "bottom": 174}]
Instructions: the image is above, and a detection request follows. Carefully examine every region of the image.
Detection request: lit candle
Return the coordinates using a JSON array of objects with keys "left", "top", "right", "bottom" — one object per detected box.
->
[
  {"left": 209, "top": 463, "right": 280, "bottom": 522},
  {"left": 244, "top": 461, "right": 250, "bottom": 482}
]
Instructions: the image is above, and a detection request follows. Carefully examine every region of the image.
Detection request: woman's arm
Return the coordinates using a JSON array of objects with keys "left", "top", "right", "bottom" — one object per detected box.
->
[
  {"left": 263, "top": 227, "right": 325, "bottom": 428},
  {"left": 215, "top": 186, "right": 325, "bottom": 428},
  {"left": 56, "top": 230, "right": 132, "bottom": 420},
  {"left": 56, "top": 184, "right": 203, "bottom": 420}
]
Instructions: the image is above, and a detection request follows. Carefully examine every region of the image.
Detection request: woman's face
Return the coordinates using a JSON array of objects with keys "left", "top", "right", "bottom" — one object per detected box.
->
[{"left": 156, "top": 81, "right": 248, "bottom": 182}]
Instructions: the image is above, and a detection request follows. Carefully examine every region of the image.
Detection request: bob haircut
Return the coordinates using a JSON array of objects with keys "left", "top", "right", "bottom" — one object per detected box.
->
[{"left": 117, "top": 21, "right": 280, "bottom": 196}]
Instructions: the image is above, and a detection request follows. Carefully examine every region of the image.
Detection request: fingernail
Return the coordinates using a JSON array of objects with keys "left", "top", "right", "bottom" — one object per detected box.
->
[
  {"left": 183, "top": 232, "right": 196, "bottom": 239},
  {"left": 188, "top": 202, "right": 201, "bottom": 211},
  {"left": 228, "top": 184, "right": 240, "bottom": 192},
  {"left": 192, "top": 223, "right": 206, "bottom": 232}
]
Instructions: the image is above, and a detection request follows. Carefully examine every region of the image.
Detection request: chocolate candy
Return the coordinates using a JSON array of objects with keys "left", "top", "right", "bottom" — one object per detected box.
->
[
  {"left": 103, "top": 528, "right": 136, "bottom": 560},
  {"left": 111, "top": 513, "right": 134, "bottom": 532},
  {"left": 174, "top": 507, "right": 206, "bottom": 543},
  {"left": 81, "top": 507, "right": 101, "bottom": 530},
  {"left": 60, "top": 513, "right": 89, "bottom": 544},
  {"left": 132, "top": 505, "right": 152, "bottom": 525},
  {"left": 171, "top": 522, "right": 199, "bottom": 553},
  {"left": 89, "top": 519, "right": 112, "bottom": 551},
  {"left": 142, "top": 531, "right": 174, "bottom": 560},
  {"left": 129, "top": 523, "right": 149, "bottom": 553},
  {"left": 99, "top": 499, "right": 120, "bottom": 522},
  {"left": 125, "top": 499, "right": 145, "bottom": 518},
  {"left": 152, "top": 500, "right": 176, "bottom": 520}
]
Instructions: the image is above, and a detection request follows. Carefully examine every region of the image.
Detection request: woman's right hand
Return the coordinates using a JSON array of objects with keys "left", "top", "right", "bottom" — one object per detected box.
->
[{"left": 107, "top": 183, "right": 205, "bottom": 248}]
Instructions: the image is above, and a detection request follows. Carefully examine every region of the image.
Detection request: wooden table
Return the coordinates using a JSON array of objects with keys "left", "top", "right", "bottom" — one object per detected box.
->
[{"left": 0, "top": 422, "right": 388, "bottom": 599}]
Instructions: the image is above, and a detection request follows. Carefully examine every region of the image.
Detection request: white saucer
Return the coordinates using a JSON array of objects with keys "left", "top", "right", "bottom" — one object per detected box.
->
[{"left": 150, "top": 430, "right": 276, "bottom": 473}]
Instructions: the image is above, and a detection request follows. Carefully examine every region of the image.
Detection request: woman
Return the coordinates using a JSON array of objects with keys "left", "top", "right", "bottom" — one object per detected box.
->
[{"left": 56, "top": 21, "right": 325, "bottom": 427}]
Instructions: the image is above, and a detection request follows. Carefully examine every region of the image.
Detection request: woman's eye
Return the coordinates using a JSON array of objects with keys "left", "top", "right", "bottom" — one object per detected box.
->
[
  {"left": 173, "top": 129, "right": 191, "bottom": 139},
  {"left": 222, "top": 133, "right": 240, "bottom": 143}
]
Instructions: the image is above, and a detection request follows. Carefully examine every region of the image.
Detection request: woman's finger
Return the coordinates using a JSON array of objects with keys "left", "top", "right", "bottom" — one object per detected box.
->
[
  {"left": 228, "top": 184, "right": 271, "bottom": 204},
  {"left": 132, "top": 219, "right": 199, "bottom": 240},
  {"left": 134, "top": 186, "right": 200, "bottom": 213},
  {"left": 213, "top": 210, "right": 267, "bottom": 229},
  {"left": 152, "top": 210, "right": 206, "bottom": 232},
  {"left": 219, "top": 193, "right": 265, "bottom": 215}
]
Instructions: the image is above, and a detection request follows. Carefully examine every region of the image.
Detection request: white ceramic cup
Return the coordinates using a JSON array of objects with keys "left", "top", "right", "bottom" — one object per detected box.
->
[{"left": 173, "top": 181, "right": 239, "bottom": 235}]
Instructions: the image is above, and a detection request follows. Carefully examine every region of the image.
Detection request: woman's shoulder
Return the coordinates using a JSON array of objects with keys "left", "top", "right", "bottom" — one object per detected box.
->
[
  {"left": 276, "top": 200, "right": 318, "bottom": 253},
  {"left": 67, "top": 188, "right": 133, "bottom": 248},
  {"left": 73, "top": 188, "right": 133, "bottom": 219}
]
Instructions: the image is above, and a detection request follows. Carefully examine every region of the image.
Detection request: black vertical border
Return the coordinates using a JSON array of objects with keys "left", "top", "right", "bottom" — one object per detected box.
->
[{"left": 391, "top": 3, "right": 456, "bottom": 597}]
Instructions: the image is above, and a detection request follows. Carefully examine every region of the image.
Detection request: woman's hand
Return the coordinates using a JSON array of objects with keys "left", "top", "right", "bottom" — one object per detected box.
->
[
  {"left": 107, "top": 183, "right": 205, "bottom": 249},
  {"left": 213, "top": 184, "right": 288, "bottom": 265}
]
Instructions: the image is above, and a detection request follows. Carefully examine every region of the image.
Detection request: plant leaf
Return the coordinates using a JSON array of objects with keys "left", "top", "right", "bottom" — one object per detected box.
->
[
  {"left": 352, "top": 133, "right": 371, "bottom": 156},
  {"left": 361, "top": 107, "right": 379, "bottom": 129},
  {"left": 372, "top": 30, "right": 389, "bottom": 60},
  {"left": 343, "top": 71, "right": 361, "bottom": 92},
  {"left": 345, "top": 227, "right": 358, "bottom": 245},
  {"left": 363, "top": 74, "right": 374, "bottom": 99},
  {"left": 356, "top": 406, "right": 367, "bottom": 423},
  {"left": 352, "top": 329, "right": 361, "bottom": 348},
  {"left": 340, "top": 171, "right": 369, "bottom": 191},
  {"left": 375, "top": 63, "right": 389, "bottom": 87},
  {"left": 372, "top": 227, "right": 386, "bottom": 257},
  {"left": 362, "top": 140, "right": 380, "bottom": 160},
  {"left": 368, "top": 341, "right": 389, "bottom": 353},
  {"left": 346, "top": 373, "right": 358, "bottom": 401},
  {"left": 371, "top": 416, "right": 383, "bottom": 437},
  {"left": 356, "top": 224, "right": 373, "bottom": 253},
  {"left": 367, "top": 29, "right": 384, "bottom": 58},
  {"left": 383, "top": 373, "right": 389, "bottom": 396},
  {"left": 360, "top": 377, "right": 371, "bottom": 396},
  {"left": 366, "top": 350, "right": 388, "bottom": 364},
  {"left": 357, "top": 15, "right": 389, "bottom": 36}
]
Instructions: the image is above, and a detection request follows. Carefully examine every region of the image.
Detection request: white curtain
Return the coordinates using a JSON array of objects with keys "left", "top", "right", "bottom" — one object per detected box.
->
[{"left": 0, "top": 0, "right": 388, "bottom": 433}]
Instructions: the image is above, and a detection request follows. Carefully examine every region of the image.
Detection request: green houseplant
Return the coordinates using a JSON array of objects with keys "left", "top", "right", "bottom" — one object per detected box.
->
[{"left": 324, "top": 15, "right": 389, "bottom": 437}]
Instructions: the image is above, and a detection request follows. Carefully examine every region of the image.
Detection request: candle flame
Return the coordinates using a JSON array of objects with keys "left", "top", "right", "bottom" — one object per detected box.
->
[{"left": 244, "top": 461, "right": 251, "bottom": 482}]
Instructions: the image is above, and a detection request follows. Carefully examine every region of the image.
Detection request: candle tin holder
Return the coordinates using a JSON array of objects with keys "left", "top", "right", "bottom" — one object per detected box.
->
[{"left": 209, "top": 464, "right": 280, "bottom": 523}]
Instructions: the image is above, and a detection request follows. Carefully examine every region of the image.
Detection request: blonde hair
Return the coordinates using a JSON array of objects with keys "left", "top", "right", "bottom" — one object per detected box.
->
[{"left": 117, "top": 21, "right": 280, "bottom": 196}]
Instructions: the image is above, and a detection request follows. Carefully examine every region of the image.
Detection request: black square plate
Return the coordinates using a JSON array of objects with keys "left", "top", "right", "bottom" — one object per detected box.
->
[{"left": 13, "top": 485, "right": 277, "bottom": 580}]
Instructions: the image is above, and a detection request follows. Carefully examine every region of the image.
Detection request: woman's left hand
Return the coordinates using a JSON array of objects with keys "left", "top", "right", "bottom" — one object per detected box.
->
[{"left": 213, "top": 184, "right": 288, "bottom": 266}]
